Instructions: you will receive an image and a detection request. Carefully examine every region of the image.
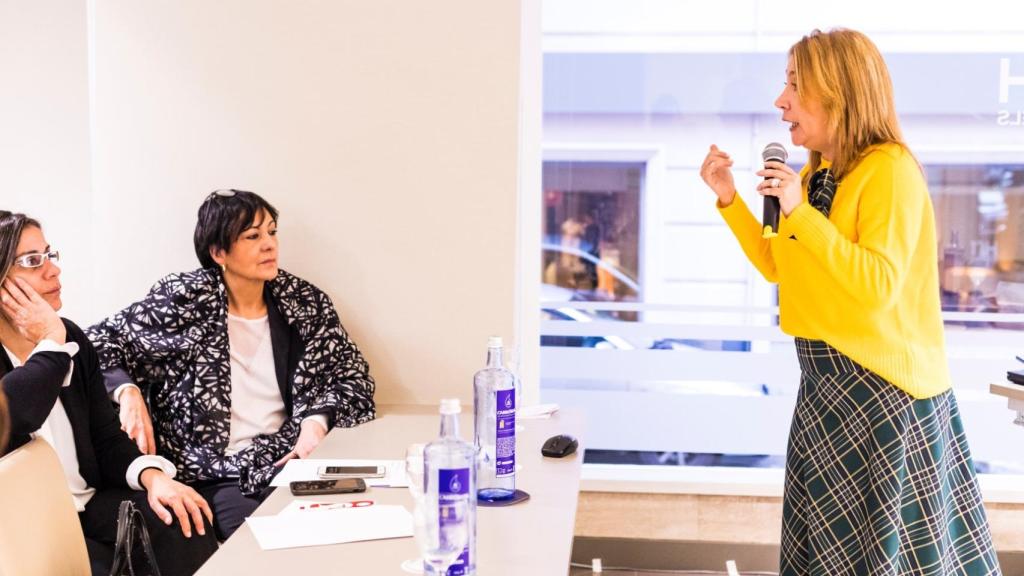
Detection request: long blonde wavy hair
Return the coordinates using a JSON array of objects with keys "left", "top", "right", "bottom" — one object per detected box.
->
[{"left": 790, "top": 28, "right": 910, "bottom": 187}]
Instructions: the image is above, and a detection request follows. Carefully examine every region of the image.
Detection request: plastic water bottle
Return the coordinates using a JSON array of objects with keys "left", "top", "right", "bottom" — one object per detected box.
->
[
  {"left": 474, "top": 336, "right": 516, "bottom": 501},
  {"left": 424, "top": 398, "right": 477, "bottom": 575}
]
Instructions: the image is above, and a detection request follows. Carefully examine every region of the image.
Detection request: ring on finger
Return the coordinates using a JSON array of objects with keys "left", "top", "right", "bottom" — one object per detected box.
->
[{"left": 771, "top": 178, "right": 781, "bottom": 188}]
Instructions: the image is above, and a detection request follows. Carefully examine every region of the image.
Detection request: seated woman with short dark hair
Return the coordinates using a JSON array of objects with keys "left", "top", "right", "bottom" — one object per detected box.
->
[
  {"left": 0, "top": 210, "right": 217, "bottom": 576},
  {"left": 87, "top": 189, "right": 376, "bottom": 540}
]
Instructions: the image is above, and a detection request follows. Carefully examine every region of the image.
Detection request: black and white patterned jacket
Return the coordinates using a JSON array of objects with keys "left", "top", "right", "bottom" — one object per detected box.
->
[{"left": 86, "top": 268, "right": 376, "bottom": 495}]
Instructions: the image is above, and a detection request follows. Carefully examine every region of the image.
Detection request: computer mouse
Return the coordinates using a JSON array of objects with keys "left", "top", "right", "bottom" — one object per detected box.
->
[{"left": 541, "top": 434, "right": 578, "bottom": 458}]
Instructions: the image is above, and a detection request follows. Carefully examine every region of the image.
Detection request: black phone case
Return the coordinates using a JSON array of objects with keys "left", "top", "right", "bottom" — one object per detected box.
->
[{"left": 289, "top": 479, "right": 367, "bottom": 496}]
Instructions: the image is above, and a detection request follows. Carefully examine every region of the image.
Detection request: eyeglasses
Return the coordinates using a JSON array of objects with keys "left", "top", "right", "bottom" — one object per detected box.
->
[{"left": 14, "top": 250, "right": 60, "bottom": 269}]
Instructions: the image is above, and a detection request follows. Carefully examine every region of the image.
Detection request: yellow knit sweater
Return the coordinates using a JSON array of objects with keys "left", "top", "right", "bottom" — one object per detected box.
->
[{"left": 718, "top": 143, "right": 950, "bottom": 398}]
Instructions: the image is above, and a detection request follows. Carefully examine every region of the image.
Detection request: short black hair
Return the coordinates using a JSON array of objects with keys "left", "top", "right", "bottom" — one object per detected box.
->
[{"left": 194, "top": 190, "right": 279, "bottom": 269}]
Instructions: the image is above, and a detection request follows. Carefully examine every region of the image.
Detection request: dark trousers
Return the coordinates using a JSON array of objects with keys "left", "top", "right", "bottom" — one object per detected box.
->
[
  {"left": 79, "top": 487, "right": 218, "bottom": 576},
  {"left": 191, "top": 479, "right": 271, "bottom": 541}
]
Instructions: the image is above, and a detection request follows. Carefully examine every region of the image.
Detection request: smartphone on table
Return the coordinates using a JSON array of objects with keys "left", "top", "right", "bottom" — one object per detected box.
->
[
  {"left": 317, "top": 465, "right": 386, "bottom": 479},
  {"left": 289, "top": 478, "right": 367, "bottom": 496}
]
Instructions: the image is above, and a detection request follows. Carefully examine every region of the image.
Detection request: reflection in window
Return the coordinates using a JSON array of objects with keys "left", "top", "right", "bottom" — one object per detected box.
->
[
  {"left": 933, "top": 165, "right": 1024, "bottom": 321},
  {"left": 542, "top": 161, "right": 641, "bottom": 321}
]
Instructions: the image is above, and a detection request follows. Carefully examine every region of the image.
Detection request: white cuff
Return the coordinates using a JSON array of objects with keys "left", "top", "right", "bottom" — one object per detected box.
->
[
  {"left": 28, "top": 339, "right": 79, "bottom": 388},
  {"left": 112, "top": 383, "right": 141, "bottom": 404},
  {"left": 126, "top": 455, "right": 177, "bottom": 490},
  {"left": 31, "top": 339, "right": 79, "bottom": 357},
  {"left": 302, "top": 414, "right": 329, "bottom": 433}
]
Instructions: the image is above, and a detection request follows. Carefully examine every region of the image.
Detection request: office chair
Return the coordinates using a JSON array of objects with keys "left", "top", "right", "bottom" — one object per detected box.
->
[{"left": 0, "top": 436, "right": 90, "bottom": 576}]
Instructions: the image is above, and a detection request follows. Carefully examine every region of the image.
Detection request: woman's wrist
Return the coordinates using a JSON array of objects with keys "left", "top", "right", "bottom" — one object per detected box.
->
[
  {"left": 781, "top": 197, "right": 805, "bottom": 217},
  {"left": 139, "top": 467, "right": 163, "bottom": 490},
  {"left": 42, "top": 323, "right": 66, "bottom": 345}
]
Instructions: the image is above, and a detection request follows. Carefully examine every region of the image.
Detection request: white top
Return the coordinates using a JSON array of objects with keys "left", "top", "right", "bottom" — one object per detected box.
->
[
  {"left": 4, "top": 340, "right": 175, "bottom": 512},
  {"left": 226, "top": 314, "right": 287, "bottom": 455}
]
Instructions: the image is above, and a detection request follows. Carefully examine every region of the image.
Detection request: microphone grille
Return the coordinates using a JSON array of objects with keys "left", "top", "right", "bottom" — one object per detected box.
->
[{"left": 762, "top": 142, "right": 788, "bottom": 163}]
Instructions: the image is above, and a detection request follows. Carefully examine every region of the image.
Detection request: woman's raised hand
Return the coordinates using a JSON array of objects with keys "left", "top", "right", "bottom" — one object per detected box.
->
[
  {"left": 0, "top": 277, "right": 65, "bottom": 344},
  {"left": 699, "top": 145, "right": 737, "bottom": 206}
]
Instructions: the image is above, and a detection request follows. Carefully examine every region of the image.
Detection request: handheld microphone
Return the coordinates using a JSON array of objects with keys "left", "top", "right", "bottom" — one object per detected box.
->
[{"left": 761, "top": 142, "right": 788, "bottom": 238}]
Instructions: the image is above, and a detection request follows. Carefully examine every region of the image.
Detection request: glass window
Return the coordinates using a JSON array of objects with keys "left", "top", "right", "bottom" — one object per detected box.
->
[
  {"left": 933, "top": 165, "right": 1024, "bottom": 317},
  {"left": 539, "top": 2, "right": 1024, "bottom": 477}
]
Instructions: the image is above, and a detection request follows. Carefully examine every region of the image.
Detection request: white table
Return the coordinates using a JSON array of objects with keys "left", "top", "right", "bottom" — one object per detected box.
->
[
  {"left": 990, "top": 382, "right": 1024, "bottom": 427},
  {"left": 196, "top": 404, "right": 584, "bottom": 575}
]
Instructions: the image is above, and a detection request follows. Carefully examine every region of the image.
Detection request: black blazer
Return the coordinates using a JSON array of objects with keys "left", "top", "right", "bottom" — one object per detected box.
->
[{"left": 0, "top": 319, "right": 142, "bottom": 490}]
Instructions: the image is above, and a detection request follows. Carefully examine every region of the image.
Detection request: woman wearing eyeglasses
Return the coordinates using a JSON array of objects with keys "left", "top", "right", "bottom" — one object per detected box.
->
[
  {"left": 0, "top": 211, "right": 217, "bottom": 576},
  {"left": 87, "top": 189, "right": 376, "bottom": 540}
]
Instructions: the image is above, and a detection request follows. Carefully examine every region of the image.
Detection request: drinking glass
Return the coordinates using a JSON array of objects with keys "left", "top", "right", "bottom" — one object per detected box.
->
[
  {"left": 400, "top": 444, "right": 428, "bottom": 573},
  {"left": 414, "top": 498, "right": 469, "bottom": 575}
]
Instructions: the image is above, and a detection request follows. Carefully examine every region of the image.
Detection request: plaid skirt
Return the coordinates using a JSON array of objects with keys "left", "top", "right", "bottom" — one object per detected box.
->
[{"left": 781, "top": 338, "right": 1001, "bottom": 576}]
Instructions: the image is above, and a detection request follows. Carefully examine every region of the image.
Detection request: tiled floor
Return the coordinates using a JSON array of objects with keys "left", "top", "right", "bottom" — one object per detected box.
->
[
  {"left": 569, "top": 538, "right": 781, "bottom": 576},
  {"left": 567, "top": 554, "right": 1024, "bottom": 576},
  {"left": 571, "top": 494, "right": 1024, "bottom": 576}
]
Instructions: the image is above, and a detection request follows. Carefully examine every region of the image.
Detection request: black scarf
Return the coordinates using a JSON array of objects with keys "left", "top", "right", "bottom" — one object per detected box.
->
[{"left": 808, "top": 167, "right": 837, "bottom": 217}]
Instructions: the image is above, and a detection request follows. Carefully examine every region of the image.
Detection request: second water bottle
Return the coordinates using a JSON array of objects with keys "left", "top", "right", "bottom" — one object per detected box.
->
[{"left": 473, "top": 336, "right": 517, "bottom": 501}]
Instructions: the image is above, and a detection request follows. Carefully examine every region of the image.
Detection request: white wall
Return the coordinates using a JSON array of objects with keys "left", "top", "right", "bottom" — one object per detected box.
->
[
  {"left": 0, "top": 0, "right": 93, "bottom": 322},
  {"left": 2, "top": 0, "right": 528, "bottom": 406}
]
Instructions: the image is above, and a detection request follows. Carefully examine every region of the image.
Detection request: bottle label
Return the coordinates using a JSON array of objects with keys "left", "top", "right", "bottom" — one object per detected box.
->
[
  {"left": 438, "top": 467, "right": 470, "bottom": 575},
  {"left": 495, "top": 389, "right": 516, "bottom": 477}
]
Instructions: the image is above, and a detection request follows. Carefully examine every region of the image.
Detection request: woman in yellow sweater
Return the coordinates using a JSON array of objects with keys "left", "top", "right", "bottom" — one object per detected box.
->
[{"left": 701, "top": 29, "right": 1000, "bottom": 575}]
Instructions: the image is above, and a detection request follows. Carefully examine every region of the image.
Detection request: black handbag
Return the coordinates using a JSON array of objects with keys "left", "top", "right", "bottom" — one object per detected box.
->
[{"left": 109, "top": 500, "right": 163, "bottom": 576}]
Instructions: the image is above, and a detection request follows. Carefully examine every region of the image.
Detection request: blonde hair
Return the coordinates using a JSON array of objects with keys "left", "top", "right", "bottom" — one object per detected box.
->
[{"left": 790, "top": 28, "right": 908, "bottom": 186}]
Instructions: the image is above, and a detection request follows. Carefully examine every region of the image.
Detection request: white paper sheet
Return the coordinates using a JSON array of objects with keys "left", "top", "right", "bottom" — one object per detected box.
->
[
  {"left": 270, "top": 459, "right": 408, "bottom": 488},
  {"left": 246, "top": 505, "right": 413, "bottom": 550},
  {"left": 519, "top": 403, "right": 559, "bottom": 419}
]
